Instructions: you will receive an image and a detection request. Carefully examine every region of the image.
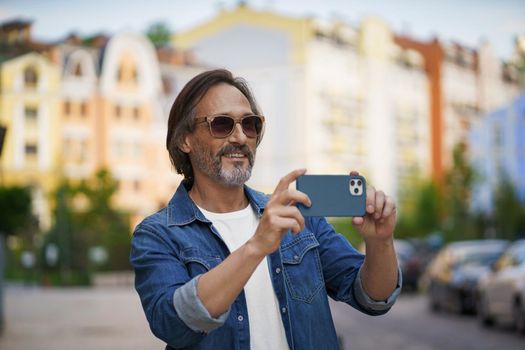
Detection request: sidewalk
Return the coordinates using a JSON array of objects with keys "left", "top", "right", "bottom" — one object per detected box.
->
[{"left": 0, "top": 285, "right": 164, "bottom": 350}]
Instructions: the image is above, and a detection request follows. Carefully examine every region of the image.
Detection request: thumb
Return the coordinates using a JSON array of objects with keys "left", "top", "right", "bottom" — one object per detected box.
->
[{"left": 352, "top": 216, "right": 364, "bottom": 226}]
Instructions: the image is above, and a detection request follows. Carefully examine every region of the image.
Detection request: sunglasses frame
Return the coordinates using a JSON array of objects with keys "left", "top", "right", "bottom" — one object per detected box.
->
[{"left": 194, "top": 114, "right": 266, "bottom": 139}]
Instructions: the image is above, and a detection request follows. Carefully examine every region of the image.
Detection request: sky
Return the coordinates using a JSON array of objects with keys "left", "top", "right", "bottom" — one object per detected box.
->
[{"left": 1, "top": 0, "right": 524, "bottom": 60}]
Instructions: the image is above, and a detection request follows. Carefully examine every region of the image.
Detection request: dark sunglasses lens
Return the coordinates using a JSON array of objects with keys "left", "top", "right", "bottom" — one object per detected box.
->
[
  {"left": 210, "top": 116, "right": 234, "bottom": 137},
  {"left": 242, "top": 116, "right": 262, "bottom": 138}
]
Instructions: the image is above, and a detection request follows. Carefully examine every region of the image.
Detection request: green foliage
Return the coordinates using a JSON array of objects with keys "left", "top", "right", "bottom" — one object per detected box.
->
[
  {"left": 328, "top": 218, "right": 363, "bottom": 249},
  {"left": 442, "top": 144, "right": 477, "bottom": 241},
  {"left": 145, "top": 22, "right": 172, "bottom": 48},
  {"left": 396, "top": 179, "right": 443, "bottom": 239},
  {"left": 493, "top": 178, "right": 525, "bottom": 239},
  {"left": 0, "top": 186, "right": 32, "bottom": 236},
  {"left": 394, "top": 142, "right": 525, "bottom": 243},
  {"left": 42, "top": 169, "right": 131, "bottom": 286}
]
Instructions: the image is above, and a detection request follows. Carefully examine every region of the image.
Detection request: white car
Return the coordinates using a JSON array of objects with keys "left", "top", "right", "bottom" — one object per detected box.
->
[{"left": 477, "top": 239, "right": 525, "bottom": 334}]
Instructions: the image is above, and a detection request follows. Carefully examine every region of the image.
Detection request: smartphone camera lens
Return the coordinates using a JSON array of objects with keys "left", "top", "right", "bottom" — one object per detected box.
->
[
  {"left": 351, "top": 180, "right": 355, "bottom": 186},
  {"left": 354, "top": 188, "right": 359, "bottom": 194},
  {"left": 357, "top": 180, "right": 362, "bottom": 186}
]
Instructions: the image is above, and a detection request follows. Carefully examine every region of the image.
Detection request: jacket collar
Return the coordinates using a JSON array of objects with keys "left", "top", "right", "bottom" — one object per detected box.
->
[{"left": 167, "top": 179, "right": 268, "bottom": 227}]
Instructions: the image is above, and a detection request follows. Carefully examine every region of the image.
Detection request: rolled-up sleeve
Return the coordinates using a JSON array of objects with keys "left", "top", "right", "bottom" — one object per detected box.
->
[
  {"left": 352, "top": 266, "right": 403, "bottom": 311},
  {"left": 130, "top": 225, "right": 210, "bottom": 348},
  {"left": 173, "top": 274, "right": 230, "bottom": 333}
]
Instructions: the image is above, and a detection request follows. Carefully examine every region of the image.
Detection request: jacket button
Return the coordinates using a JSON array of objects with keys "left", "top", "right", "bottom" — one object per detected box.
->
[
  {"left": 275, "top": 267, "right": 281, "bottom": 274},
  {"left": 281, "top": 307, "right": 287, "bottom": 313},
  {"left": 238, "top": 315, "right": 244, "bottom": 322},
  {"left": 293, "top": 255, "right": 299, "bottom": 261}
]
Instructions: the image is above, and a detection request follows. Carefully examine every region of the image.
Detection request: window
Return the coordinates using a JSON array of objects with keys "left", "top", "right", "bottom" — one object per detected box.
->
[
  {"left": 117, "top": 66, "right": 123, "bottom": 82},
  {"left": 115, "top": 105, "right": 121, "bottom": 119},
  {"left": 74, "top": 62, "right": 83, "bottom": 76},
  {"left": 80, "top": 102, "right": 87, "bottom": 117},
  {"left": 131, "top": 66, "right": 138, "bottom": 82},
  {"left": 25, "top": 143, "right": 38, "bottom": 155},
  {"left": 79, "top": 140, "right": 88, "bottom": 162},
  {"left": 133, "top": 106, "right": 140, "bottom": 120},
  {"left": 24, "top": 67, "right": 38, "bottom": 88},
  {"left": 25, "top": 106, "right": 37, "bottom": 122},
  {"left": 64, "top": 101, "right": 71, "bottom": 116}
]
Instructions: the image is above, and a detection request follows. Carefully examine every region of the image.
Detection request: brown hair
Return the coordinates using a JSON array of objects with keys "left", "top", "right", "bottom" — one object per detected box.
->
[{"left": 166, "top": 69, "right": 262, "bottom": 180}]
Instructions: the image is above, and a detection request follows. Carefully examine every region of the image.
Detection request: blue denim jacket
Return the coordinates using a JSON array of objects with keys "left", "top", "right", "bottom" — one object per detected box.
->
[{"left": 130, "top": 181, "right": 401, "bottom": 350}]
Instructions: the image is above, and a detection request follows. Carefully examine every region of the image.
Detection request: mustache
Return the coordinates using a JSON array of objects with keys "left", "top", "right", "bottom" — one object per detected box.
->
[{"left": 216, "top": 144, "right": 255, "bottom": 165}]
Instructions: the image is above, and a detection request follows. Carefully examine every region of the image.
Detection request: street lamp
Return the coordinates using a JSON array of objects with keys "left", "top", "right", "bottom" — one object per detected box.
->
[
  {"left": 0, "top": 124, "right": 6, "bottom": 334},
  {"left": 0, "top": 125, "right": 6, "bottom": 185}
]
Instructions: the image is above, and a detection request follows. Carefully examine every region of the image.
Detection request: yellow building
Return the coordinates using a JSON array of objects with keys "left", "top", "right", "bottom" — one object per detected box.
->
[{"left": 0, "top": 51, "right": 61, "bottom": 230}]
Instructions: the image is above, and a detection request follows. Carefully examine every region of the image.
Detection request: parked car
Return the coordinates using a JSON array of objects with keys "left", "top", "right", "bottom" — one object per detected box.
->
[
  {"left": 477, "top": 239, "right": 525, "bottom": 333},
  {"left": 394, "top": 239, "right": 423, "bottom": 290},
  {"left": 424, "top": 239, "right": 509, "bottom": 314}
]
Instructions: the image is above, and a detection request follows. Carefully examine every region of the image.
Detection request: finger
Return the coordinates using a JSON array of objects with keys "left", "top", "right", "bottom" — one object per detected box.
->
[
  {"left": 352, "top": 216, "right": 364, "bottom": 226},
  {"left": 264, "top": 205, "right": 306, "bottom": 232},
  {"left": 274, "top": 168, "right": 307, "bottom": 194},
  {"left": 366, "top": 185, "right": 376, "bottom": 214},
  {"left": 381, "top": 196, "right": 397, "bottom": 219},
  {"left": 349, "top": 170, "right": 359, "bottom": 176},
  {"left": 275, "top": 188, "right": 311, "bottom": 207},
  {"left": 271, "top": 216, "right": 302, "bottom": 235},
  {"left": 374, "top": 190, "right": 386, "bottom": 219}
]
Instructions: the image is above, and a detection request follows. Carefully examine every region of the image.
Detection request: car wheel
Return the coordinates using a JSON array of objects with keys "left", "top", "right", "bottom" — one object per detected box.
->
[
  {"left": 514, "top": 299, "right": 525, "bottom": 335},
  {"left": 477, "top": 293, "right": 493, "bottom": 327},
  {"left": 428, "top": 285, "right": 440, "bottom": 312}
]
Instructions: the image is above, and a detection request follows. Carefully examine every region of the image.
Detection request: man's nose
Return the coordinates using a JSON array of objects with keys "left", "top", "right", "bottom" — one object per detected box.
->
[{"left": 228, "top": 123, "right": 247, "bottom": 144}]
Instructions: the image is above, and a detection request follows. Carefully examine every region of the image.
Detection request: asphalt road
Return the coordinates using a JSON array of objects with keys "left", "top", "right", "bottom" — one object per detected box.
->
[
  {"left": 331, "top": 293, "right": 525, "bottom": 350},
  {"left": 0, "top": 287, "right": 524, "bottom": 349}
]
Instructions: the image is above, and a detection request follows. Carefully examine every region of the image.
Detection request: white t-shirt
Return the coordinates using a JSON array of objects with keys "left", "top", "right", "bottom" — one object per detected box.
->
[{"left": 198, "top": 204, "right": 289, "bottom": 350}]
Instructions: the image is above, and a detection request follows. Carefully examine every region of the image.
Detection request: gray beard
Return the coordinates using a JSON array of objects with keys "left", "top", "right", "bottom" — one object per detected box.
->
[
  {"left": 191, "top": 144, "right": 255, "bottom": 187},
  {"left": 219, "top": 163, "right": 252, "bottom": 186}
]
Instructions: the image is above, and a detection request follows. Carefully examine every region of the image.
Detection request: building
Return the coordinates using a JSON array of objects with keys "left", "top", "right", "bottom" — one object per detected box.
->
[
  {"left": 0, "top": 21, "right": 188, "bottom": 229},
  {"left": 0, "top": 20, "right": 61, "bottom": 229},
  {"left": 470, "top": 92, "right": 525, "bottom": 213},
  {"left": 173, "top": 5, "right": 430, "bottom": 198}
]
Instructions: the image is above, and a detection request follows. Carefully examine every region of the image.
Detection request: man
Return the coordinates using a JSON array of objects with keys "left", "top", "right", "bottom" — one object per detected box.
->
[{"left": 131, "top": 69, "right": 401, "bottom": 350}]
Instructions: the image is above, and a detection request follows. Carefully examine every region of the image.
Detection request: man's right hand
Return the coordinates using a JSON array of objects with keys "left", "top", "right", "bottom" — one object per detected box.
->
[{"left": 249, "top": 168, "right": 312, "bottom": 257}]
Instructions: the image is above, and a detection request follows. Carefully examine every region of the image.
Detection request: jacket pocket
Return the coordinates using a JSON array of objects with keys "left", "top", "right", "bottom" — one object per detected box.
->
[
  {"left": 281, "top": 232, "right": 324, "bottom": 303},
  {"left": 180, "top": 247, "right": 222, "bottom": 277}
]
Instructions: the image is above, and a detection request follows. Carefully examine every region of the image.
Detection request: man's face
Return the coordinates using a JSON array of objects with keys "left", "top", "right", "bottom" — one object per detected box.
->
[{"left": 182, "top": 83, "right": 257, "bottom": 187}]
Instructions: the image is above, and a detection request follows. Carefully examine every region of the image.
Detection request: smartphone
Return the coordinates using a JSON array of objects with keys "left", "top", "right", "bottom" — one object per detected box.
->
[{"left": 296, "top": 175, "right": 367, "bottom": 217}]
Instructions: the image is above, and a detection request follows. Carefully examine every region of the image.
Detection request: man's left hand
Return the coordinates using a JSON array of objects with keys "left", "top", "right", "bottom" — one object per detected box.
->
[{"left": 350, "top": 171, "right": 397, "bottom": 242}]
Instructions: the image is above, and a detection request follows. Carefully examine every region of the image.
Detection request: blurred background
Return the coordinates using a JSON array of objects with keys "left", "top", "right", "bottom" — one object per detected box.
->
[{"left": 0, "top": 0, "right": 524, "bottom": 349}]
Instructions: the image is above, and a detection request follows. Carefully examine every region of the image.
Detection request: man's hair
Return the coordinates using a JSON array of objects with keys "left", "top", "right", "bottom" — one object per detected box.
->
[{"left": 166, "top": 69, "right": 262, "bottom": 180}]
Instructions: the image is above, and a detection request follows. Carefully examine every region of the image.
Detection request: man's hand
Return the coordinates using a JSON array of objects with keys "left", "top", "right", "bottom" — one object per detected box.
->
[
  {"left": 249, "top": 168, "right": 311, "bottom": 257},
  {"left": 350, "top": 171, "right": 397, "bottom": 243}
]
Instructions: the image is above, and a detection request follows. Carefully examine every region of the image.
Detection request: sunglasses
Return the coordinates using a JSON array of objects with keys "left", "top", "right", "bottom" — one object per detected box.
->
[{"left": 195, "top": 114, "right": 265, "bottom": 139}]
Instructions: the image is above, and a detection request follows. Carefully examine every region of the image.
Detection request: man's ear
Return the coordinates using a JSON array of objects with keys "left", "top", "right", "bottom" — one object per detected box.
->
[{"left": 179, "top": 135, "right": 192, "bottom": 154}]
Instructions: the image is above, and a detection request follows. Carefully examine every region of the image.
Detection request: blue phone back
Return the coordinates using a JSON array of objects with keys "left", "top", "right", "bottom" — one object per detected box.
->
[{"left": 296, "top": 175, "right": 366, "bottom": 217}]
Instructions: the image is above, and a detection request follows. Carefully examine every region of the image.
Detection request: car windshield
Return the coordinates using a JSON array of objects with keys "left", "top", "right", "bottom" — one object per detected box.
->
[
  {"left": 451, "top": 242, "right": 507, "bottom": 267},
  {"left": 457, "top": 252, "right": 501, "bottom": 267}
]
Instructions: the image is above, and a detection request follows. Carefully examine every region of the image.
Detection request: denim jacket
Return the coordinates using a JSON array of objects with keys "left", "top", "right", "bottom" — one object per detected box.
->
[{"left": 130, "top": 181, "right": 401, "bottom": 350}]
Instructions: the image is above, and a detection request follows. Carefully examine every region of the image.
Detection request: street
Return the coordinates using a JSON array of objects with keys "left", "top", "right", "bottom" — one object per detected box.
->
[
  {"left": 331, "top": 293, "right": 525, "bottom": 350},
  {"left": 0, "top": 287, "right": 524, "bottom": 350}
]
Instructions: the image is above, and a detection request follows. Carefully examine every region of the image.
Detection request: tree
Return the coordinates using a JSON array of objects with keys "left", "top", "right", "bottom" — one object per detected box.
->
[
  {"left": 0, "top": 185, "right": 33, "bottom": 333},
  {"left": 145, "top": 22, "right": 172, "bottom": 48},
  {"left": 43, "top": 169, "right": 131, "bottom": 285},
  {"left": 76, "top": 169, "right": 131, "bottom": 271},
  {"left": 394, "top": 178, "right": 443, "bottom": 239},
  {"left": 442, "top": 143, "right": 477, "bottom": 241},
  {"left": 0, "top": 186, "right": 33, "bottom": 236},
  {"left": 492, "top": 178, "right": 525, "bottom": 239}
]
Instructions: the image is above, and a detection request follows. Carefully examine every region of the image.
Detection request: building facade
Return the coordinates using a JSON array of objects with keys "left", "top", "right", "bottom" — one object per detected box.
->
[{"left": 470, "top": 92, "right": 525, "bottom": 213}]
